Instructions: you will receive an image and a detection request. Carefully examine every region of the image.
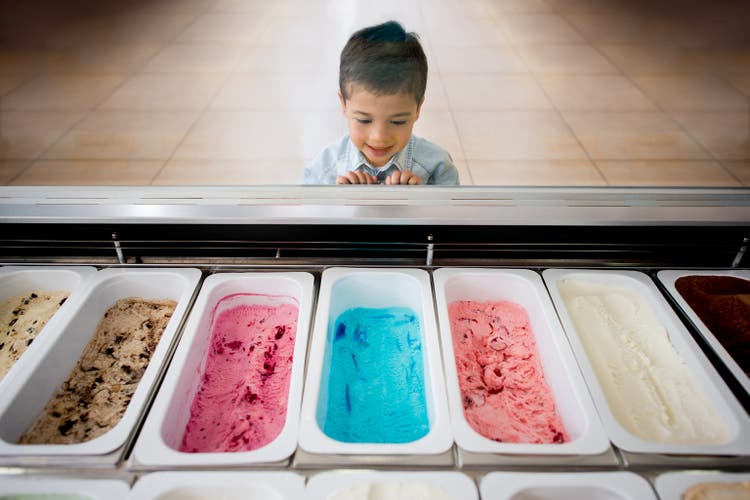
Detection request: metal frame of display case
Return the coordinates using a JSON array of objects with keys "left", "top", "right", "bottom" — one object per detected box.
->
[{"left": 0, "top": 185, "right": 749, "bottom": 494}]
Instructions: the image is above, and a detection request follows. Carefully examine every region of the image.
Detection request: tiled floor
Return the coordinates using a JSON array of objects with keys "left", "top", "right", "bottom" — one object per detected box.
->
[{"left": 0, "top": 0, "right": 748, "bottom": 186}]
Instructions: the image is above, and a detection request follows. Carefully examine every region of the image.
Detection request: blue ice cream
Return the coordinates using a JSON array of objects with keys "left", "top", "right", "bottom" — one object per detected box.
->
[{"left": 319, "top": 306, "right": 429, "bottom": 443}]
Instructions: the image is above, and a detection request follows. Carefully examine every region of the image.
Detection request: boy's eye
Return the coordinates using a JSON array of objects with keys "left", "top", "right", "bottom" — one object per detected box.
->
[
  {"left": 391, "top": 120, "right": 407, "bottom": 125},
  {"left": 355, "top": 118, "right": 372, "bottom": 124}
]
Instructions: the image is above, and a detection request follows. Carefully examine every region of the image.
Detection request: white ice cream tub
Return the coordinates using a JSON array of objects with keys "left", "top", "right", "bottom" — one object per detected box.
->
[
  {"left": 655, "top": 471, "right": 750, "bottom": 500},
  {"left": 299, "top": 267, "right": 452, "bottom": 455},
  {"left": 0, "top": 266, "right": 96, "bottom": 395},
  {"left": 0, "top": 477, "right": 129, "bottom": 499},
  {"left": 127, "top": 471, "right": 304, "bottom": 500},
  {"left": 480, "top": 471, "right": 657, "bottom": 500},
  {"left": 432, "top": 268, "right": 610, "bottom": 455},
  {"left": 306, "top": 471, "right": 477, "bottom": 500},
  {"left": 543, "top": 268, "right": 750, "bottom": 455},
  {"left": 132, "top": 272, "right": 314, "bottom": 466},
  {"left": 657, "top": 269, "right": 750, "bottom": 396},
  {"left": 0, "top": 267, "right": 201, "bottom": 456}
]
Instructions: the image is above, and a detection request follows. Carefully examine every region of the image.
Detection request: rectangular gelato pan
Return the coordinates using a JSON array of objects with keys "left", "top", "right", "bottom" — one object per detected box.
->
[
  {"left": 543, "top": 268, "right": 750, "bottom": 456},
  {"left": 657, "top": 270, "right": 750, "bottom": 396},
  {"left": 655, "top": 471, "right": 750, "bottom": 500},
  {"left": 299, "top": 267, "right": 452, "bottom": 456},
  {"left": 306, "top": 471, "right": 478, "bottom": 500},
  {"left": 131, "top": 272, "right": 314, "bottom": 467},
  {"left": 127, "top": 471, "right": 304, "bottom": 500},
  {"left": 480, "top": 471, "right": 656, "bottom": 500},
  {"left": 0, "top": 477, "right": 130, "bottom": 499},
  {"left": 0, "top": 267, "right": 201, "bottom": 457},
  {"left": 433, "top": 268, "right": 610, "bottom": 456},
  {"left": 0, "top": 266, "right": 96, "bottom": 394}
]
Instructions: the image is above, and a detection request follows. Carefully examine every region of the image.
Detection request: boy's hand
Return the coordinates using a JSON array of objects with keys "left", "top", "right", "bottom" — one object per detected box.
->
[
  {"left": 385, "top": 170, "right": 421, "bottom": 185},
  {"left": 336, "top": 171, "right": 377, "bottom": 184}
]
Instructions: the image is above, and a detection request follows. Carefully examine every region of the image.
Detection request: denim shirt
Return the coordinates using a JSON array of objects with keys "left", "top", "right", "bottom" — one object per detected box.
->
[{"left": 302, "top": 135, "right": 459, "bottom": 185}]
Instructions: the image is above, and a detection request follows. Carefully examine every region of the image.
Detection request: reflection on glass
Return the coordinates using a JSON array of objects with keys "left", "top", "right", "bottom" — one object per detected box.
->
[{"left": 0, "top": 0, "right": 747, "bottom": 187}]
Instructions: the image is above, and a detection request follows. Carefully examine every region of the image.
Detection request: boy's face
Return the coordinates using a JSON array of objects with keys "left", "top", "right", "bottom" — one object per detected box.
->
[{"left": 339, "top": 85, "right": 423, "bottom": 167}]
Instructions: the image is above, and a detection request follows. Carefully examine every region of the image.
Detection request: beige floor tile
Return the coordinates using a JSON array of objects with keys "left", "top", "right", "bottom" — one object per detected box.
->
[
  {"left": 238, "top": 45, "right": 339, "bottom": 74},
  {"left": 693, "top": 48, "right": 750, "bottom": 76},
  {"left": 727, "top": 76, "right": 750, "bottom": 98},
  {"left": 632, "top": 75, "right": 748, "bottom": 111},
  {"left": 153, "top": 159, "right": 304, "bottom": 185},
  {"left": 468, "top": 159, "right": 605, "bottom": 185},
  {"left": 44, "top": 110, "right": 198, "bottom": 160},
  {"left": 11, "top": 160, "right": 163, "bottom": 185},
  {"left": 538, "top": 75, "right": 656, "bottom": 111},
  {"left": 256, "top": 17, "right": 350, "bottom": 48},
  {"left": 721, "top": 161, "right": 750, "bottom": 186},
  {"left": 64, "top": 13, "right": 197, "bottom": 44},
  {"left": 596, "top": 160, "right": 741, "bottom": 186},
  {"left": 130, "top": 0, "right": 218, "bottom": 15},
  {"left": 46, "top": 44, "right": 161, "bottom": 73},
  {"left": 0, "top": 160, "right": 30, "bottom": 184},
  {"left": 2, "top": 75, "right": 125, "bottom": 111},
  {"left": 598, "top": 44, "right": 707, "bottom": 75},
  {"left": 454, "top": 111, "right": 587, "bottom": 160},
  {"left": 544, "top": 0, "right": 626, "bottom": 15},
  {"left": 422, "top": 75, "right": 451, "bottom": 112},
  {"left": 483, "top": 0, "right": 554, "bottom": 15},
  {"left": 452, "top": 157, "right": 473, "bottom": 185},
  {"left": 141, "top": 44, "right": 245, "bottom": 73},
  {"left": 101, "top": 74, "right": 225, "bottom": 110},
  {"left": 432, "top": 46, "right": 527, "bottom": 74},
  {"left": 212, "top": 0, "right": 284, "bottom": 14},
  {"left": 174, "top": 111, "right": 344, "bottom": 161},
  {"left": 671, "top": 112, "right": 750, "bottom": 160},
  {"left": 422, "top": 1, "right": 490, "bottom": 22},
  {"left": 443, "top": 74, "right": 551, "bottom": 110},
  {"left": 0, "top": 76, "right": 27, "bottom": 97},
  {"left": 0, "top": 49, "right": 63, "bottom": 74},
  {"left": 562, "top": 111, "right": 709, "bottom": 160},
  {"left": 211, "top": 73, "right": 338, "bottom": 110},
  {"left": 565, "top": 13, "right": 663, "bottom": 44},
  {"left": 517, "top": 44, "right": 618, "bottom": 74},
  {"left": 0, "top": 111, "right": 84, "bottom": 159},
  {"left": 425, "top": 18, "right": 509, "bottom": 47},
  {"left": 501, "top": 14, "right": 584, "bottom": 44},
  {"left": 177, "top": 13, "right": 263, "bottom": 44},
  {"left": 413, "top": 111, "right": 463, "bottom": 162}
]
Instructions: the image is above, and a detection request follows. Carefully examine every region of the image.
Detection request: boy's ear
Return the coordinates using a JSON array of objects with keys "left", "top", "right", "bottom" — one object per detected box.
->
[
  {"left": 415, "top": 96, "right": 425, "bottom": 120},
  {"left": 338, "top": 90, "right": 347, "bottom": 114}
]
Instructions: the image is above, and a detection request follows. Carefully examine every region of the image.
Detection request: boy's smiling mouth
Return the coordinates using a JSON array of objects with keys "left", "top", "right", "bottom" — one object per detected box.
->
[{"left": 366, "top": 144, "right": 392, "bottom": 157}]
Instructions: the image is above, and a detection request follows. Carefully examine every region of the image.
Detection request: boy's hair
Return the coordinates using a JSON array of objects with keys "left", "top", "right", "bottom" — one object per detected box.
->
[{"left": 339, "top": 20, "right": 428, "bottom": 105}]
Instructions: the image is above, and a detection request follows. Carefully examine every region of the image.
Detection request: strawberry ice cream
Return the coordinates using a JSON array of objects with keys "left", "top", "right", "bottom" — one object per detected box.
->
[
  {"left": 448, "top": 300, "right": 568, "bottom": 444},
  {"left": 179, "top": 293, "right": 299, "bottom": 453}
]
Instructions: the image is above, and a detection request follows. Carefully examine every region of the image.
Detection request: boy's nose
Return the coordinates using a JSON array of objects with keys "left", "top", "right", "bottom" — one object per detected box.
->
[{"left": 369, "top": 123, "right": 389, "bottom": 142}]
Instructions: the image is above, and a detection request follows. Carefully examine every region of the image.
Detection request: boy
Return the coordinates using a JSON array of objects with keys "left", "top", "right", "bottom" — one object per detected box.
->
[{"left": 302, "top": 21, "right": 459, "bottom": 185}]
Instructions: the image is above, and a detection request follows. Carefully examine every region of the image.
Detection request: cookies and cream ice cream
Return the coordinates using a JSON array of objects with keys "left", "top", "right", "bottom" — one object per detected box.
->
[
  {"left": 18, "top": 297, "right": 176, "bottom": 445},
  {"left": 558, "top": 278, "right": 729, "bottom": 444},
  {"left": 0, "top": 291, "right": 69, "bottom": 381},
  {"left": 448, "top": 300, "right": 568, "bottom": 444}
]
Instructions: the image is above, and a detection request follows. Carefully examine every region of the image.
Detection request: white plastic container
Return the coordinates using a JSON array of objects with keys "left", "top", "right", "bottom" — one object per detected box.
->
[
  {"left": 306, "top": 471, "right": 478, "bottom": 500},
  {"left": 132, "top": 272, "right": 314, "bottom": 466},
  {"left": 0, "top": 477, "right": 129, "bottom": 499},
  {"left": 657, "top": 269, "right": 750, "bottom": 395},
  {"left": 655, "top": 471, "right": 750, "bottom": 500},
  {"left": 128, "top": 471, "right": 304, "bottom": 500},
  {"left": 543, "top": 268, "right": 750, "bottom": 455},
  {"left": 0, "top": 266, "right": 96, "bottom": 393},
  {"left": 480, "top": 471, "right": 657, "bottom": 500},
  {"left": 0, "top": 267, "right": 201, "bottom": 456},
  {"left": 299, "top": 267, "right": 452, "bottom": 455},
  {"left": 432, "top": 268, "right": 609, "bottom": 455}
]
